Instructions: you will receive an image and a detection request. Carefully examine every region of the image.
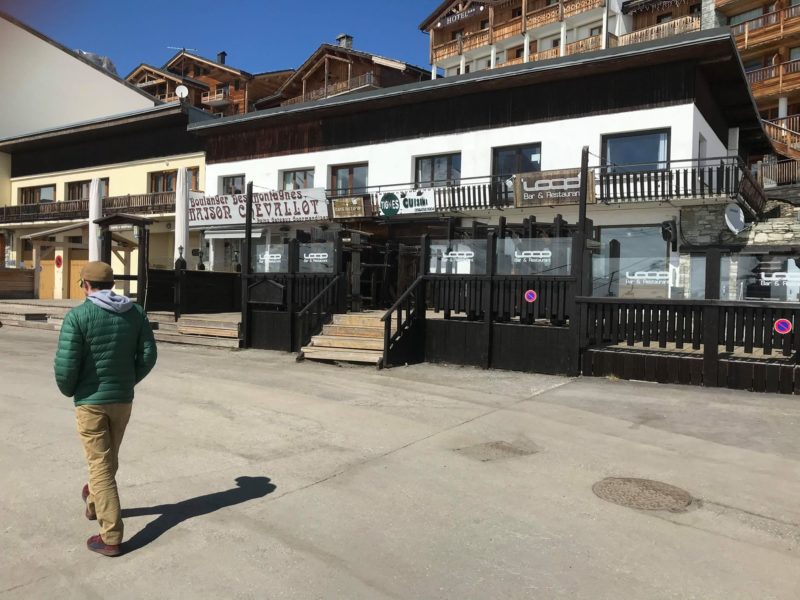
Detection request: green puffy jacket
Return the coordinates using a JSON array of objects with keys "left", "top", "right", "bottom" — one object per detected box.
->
[{"left": 54, "top": 300, "right": 157, "bottom": 405}]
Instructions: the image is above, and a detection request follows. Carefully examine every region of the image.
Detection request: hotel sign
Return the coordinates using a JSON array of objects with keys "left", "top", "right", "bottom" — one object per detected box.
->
[
  {"left": 513, "top": 169, "right": 595, "bottom": 207},
  {"left": 189, "top": 188, "right": 329, "bottom": 228},
  {"left": 331, "top": 196, "right": 372, "bottom": 219},
  {"left": 378, "top": 189, "right": 436, "bottom": 217},
  {"left": 442, "top": 3, "right": 485, "bottom": 27}
]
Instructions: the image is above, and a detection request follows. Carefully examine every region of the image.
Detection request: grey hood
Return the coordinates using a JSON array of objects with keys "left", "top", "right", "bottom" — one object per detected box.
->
[{"left": 88, "top": 289, "right": 134, "bottom": 313}]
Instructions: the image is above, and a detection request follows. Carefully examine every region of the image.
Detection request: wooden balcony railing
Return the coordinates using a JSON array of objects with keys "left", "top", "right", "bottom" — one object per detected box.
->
[
  {"left": 431, "top": 38, "right": 461, "bottom": 63},
  {"left": 283, "top": 72, "right": 379, "bottom": 106},
  {"left": 564, "top": 34, "right": 603, "bottom": 56},
  {"left": 0, "top": 192, "right": 177, "bottom": 225},
  {"left": 201, "top": 89, "right": 230, "bottom": 104},
  {"left": 462, "top": 29, "right": 490, "bottom": 52},
  {"left": 527, "top": 5, "right": 560, "bottom": 29},
  {"left": 563, "top": 0, "right": 605, "bottom": 18},
  {"left": 531, "top": 47, "right": 561, "bottom": 62},
  {"left": 746, "top": 58, "right": 800, "bottom": 97},
  {"left": 733, "top": 6, "right": 800, "bottom": 49},
  {"left": 494, "top": 16, "right": 523, "bottom": 43},
  {"left": 758, "top": 157, "right": 800, "bottom": 186},
  {"left": 502, "top": 56, "right": 526, "bottom": 66},
  {"left": 617, "top": 16, "right": 700, "bottom": 47}
]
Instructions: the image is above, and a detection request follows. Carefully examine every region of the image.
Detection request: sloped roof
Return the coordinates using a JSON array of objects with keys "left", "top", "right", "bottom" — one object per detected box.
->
[
  {"left": 163, "top": 49, "right": 253, "bottom": 78},
  {"left": 125, "top": 64, "right": 210, "bottom": 89}
]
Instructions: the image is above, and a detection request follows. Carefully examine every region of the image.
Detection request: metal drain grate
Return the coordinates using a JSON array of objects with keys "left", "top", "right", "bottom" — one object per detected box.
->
[
  {"left": 455, "top": 440, "right": 539, "bottom": 462},
  {"left": 592, "top": 477, "right": 693, "bottom": 512}
]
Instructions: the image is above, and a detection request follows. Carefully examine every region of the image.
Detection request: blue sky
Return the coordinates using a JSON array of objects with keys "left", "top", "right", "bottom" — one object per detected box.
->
[{"left": 0, "top": 0, "right": 435, "bottom": 77}]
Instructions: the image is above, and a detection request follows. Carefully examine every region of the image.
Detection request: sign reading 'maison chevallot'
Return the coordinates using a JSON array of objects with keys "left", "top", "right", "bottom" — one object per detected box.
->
[{"left": 189, "top": 188, "right": 328, "bottom": 228}]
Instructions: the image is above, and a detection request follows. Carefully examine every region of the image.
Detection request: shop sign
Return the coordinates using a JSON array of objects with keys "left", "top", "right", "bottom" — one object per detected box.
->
[
  {"left": 303, "top": 252, "right": 330, "bottom": 264},
  {"left": 378, "top": 189, "right": 436, "bottom": 217},
  {"left": 513, "top": 250, "right": 552, "bottom": 265},
  {"left": 257, "top": 251, "right": 283, "bottom": 265},
  {"left": 189, "top": 188, "right": 328, "bottom": 228},
  {"left": 332, "top": 196, "right": 371, "bottom": 219},
  {"left": 759, "top": 272, "right": 800, "bottom": 286},
  {"left": 514, "top": 169, "right": 595, "bottom": 207}
]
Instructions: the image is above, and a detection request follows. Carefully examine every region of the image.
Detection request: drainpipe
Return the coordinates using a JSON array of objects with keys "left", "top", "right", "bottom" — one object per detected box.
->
[{"left": 523, "top": 32, "right": 531, "bottom": 62}]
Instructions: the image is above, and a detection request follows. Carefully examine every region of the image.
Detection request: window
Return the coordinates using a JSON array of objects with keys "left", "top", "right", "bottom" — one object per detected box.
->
[
  {"left": 332, "top": 163, "right": 368, "bottom": 195},
  {"left": 415, "top": 153, "right": 462, "bottom": 188},
  {"left": 512, "top": 7, "right": 522, "bottom": 17},
  {"left": 66, "top": 178, "right": 109, "bottom": 201},
  {"left": 729, "top": 7, "right": 762, "bottom": 25},
  {"left": 590, "top": 25, "right": 602, "bottom": 36},
  {"left": 791, "top": 47, "right": 800, "bottom": 61},
  {"left": 743, "top": 58, "right": 763, "bottom": 72},
  {"left": 515, "top": 47, "right": 525, "bottom": 59},
  {"left": 546, "top": 0, "right": 558, "bottom": 5},
  {"left": 689, "top": 3, "right": 701, "bottom": 15},
  {"left": 492, "top": 143, "right": 542, "bottom": 177},
  {"left": 551, "top": 38, "right": 560, "bottom": 48},
  {"left": 149, "top": 168, "right": 200, "bottom": 193},
  {"left": 282, "top": 169, "right": 315, "bottom": 190},
  {"left": 592, "top": 226, "right": 670, "bottom": 298},
  {"left": 464, "top": 64, "right": 471, "bottom": 73},
  {"left": 221, "top": 174, "right": 245, "bottom": 195},
  {"left": 19, "top": 185, "right": 56, "bottom": 205},
  {"left": 451, "top": 29, "right": 464, "bottom": 41},
  {"left": 233, "top": 79, "right": 240, "bottom": 91},
  {"left": 480, "top": 19, "right": 489, "bottom": 29},
  {"left": 656, "top": 13, "right": 673, "bottom": 24},
  {"left": 602, "top": 129, "right": 669, "bottom": 172}
]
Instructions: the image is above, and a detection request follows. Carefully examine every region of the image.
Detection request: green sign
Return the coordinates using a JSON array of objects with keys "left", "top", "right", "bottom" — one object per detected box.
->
[{"left": 379, "top": 192, "right": 400, "bottom": 217}]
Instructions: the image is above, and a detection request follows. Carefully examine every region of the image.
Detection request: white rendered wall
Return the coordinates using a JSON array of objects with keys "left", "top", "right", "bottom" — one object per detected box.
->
[
  {"left": 0, "top": 17, "right": 154, "bottom": 139},
  {"left": 205, "top": 103, "right": 722, "bottom": 194}
]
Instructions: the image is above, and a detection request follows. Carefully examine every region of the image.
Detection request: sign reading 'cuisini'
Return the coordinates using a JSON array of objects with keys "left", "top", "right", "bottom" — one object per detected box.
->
[
  {"left": 513, "top": 169, "right": 595, "bottom": 207},
  {"left": 189, "top": 188, "right": 328, "bottom": 228}
]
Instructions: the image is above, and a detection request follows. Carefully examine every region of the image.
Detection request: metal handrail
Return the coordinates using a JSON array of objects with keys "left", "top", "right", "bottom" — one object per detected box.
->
[
  {"left": 381, "top": 275, "right": 424, "bottom": 323},
  {"left": 296, "top": 273, "right": 342, "bottom": 318}
]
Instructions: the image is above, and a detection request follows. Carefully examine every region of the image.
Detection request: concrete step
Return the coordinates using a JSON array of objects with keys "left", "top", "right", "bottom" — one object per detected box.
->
[
  {"left": 332, "top": 313, "right": 385, "bottom": 327},
  {"left": 0, "top": 303, "right": 73, "bottom": 317},
  {"left": 1, "top": 319, "right": 61, "bottom": 331},
  {"left": 154, "top": 331, "right": 239, "bottom": 349},
  {"left": 309, "top": 335, "right": 384, "bottom": 351},
  {"left": 301, "top": 346, "right": 383, "bottom": 365},
  {"left": 178, "top": 317, "right": 240, "bottom": 330},
  {"left": 151, "top": 320, "right": 178, "bottom": 332},
  {"left": 322, "top": 324, "right": 384, "bottom": 339}
]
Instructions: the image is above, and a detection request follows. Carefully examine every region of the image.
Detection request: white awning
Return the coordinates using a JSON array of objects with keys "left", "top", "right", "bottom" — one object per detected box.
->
[{"left": 203, "top": 228, "right": 264, "bottom": 240}]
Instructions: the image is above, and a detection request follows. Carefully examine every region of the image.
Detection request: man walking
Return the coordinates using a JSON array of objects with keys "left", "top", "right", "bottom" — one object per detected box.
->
[{"left": 54, "top": 261, "right": 157, "bottom": 556}]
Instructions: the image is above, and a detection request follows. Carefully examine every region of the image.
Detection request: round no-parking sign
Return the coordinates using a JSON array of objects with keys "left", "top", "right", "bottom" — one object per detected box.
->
[
  {"left": 774, "top": 318, "right": 793, "bottom": 335},
  {"left": 55, "top": 255, "right": 63, "bottom": 269},
  {"left": 524, "top": 289, "right": 537, "bottom": 303}
]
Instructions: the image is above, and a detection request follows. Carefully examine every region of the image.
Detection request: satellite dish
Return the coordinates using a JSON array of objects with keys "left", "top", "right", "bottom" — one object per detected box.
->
[
  {"left": 175, "top": 85, "right": 189, "bottom": 99},
  {"left": 724, "top": 203, "right": 746, "bottom": 235}
]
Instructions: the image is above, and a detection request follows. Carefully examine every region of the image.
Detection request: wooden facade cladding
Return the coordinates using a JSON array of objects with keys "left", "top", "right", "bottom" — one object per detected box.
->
[{"left": 203, "top": 62, "right": 698, "bottom": 164}]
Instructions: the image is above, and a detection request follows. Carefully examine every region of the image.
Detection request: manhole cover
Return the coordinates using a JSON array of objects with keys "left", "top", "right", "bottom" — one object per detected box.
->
[
  {"left": 592, "top": 477, "right": 693, "bottom": 511},
  {"left": 455, "top": 440, "right": 539, "bottom": 462}
]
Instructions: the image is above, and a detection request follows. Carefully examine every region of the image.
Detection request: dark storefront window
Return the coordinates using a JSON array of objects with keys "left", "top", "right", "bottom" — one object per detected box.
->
[
  {"left": 492, "top": 143, "right": 542, "bottom": 178},
  {"left": 332, "top": 163, "right": 368, "bottom": 196},
  {"left": 602, "top": 129, "right": 669, "bottom": 172},
  {"left": 67, "top": 178, "right": 109, "bottom": 200},
  {"left": 221, "top": 174, "right": 245, "bottom": 195},
  {"left": 415, "top": 153, "right": 461, "bottom": 188},
  {"left": 282, "top": 169, "right": 315, "bottom": 191}
]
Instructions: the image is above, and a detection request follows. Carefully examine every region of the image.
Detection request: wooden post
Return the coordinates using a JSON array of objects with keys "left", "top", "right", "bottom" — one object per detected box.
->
[
  {"left": 498, "top": 216, "right": 507, "bottom": 240},
  {"left": 136, "top": 226, "right": 148, "bottom": 307},
  {"left": 419, "top": 234, "right": 430, "bottom": 278},
  {"left": 334, "top": 236, "right": 346, "bottom": 312},
  {"left": 703, "top": 248, "right": 722, "bottom": 387},
  {"left": 240, "top": 181, "right": 253, "bottom": 348},
  {"left": 608, "top": 239, "right": 620, "bottom": 297},
  {"left": 569, "top": 146, "right": 591, "bottom": 376},
  {"left": 350, "top": 231, "right": 362, "bottom": 312},
  {"left": 100, "top": 228, "right": 112, "bottom": 264},
  {"left": 324, "top": 57, "right": 329, "bottom": 99},
  {"left": 482, "top": 231, "right": 496, "bottom": 369}
]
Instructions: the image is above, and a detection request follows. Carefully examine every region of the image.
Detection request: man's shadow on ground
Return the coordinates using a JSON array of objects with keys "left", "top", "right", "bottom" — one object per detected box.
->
[{"left": 121, "top": 476, "right": 276, "bottom": 553}]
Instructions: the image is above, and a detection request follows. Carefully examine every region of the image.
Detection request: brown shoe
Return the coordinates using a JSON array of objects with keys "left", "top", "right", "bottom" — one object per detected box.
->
[
  {"left": 87, "top": 534, "right": 121, "bottom": 557},
  {"left": 82, "top": 484, "right": 96, "bottom": 521}
]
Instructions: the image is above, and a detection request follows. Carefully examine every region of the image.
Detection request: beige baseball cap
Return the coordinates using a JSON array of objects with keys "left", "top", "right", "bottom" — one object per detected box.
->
[{"left": 80, "top": 261, "right": 114, "bottom": 283}]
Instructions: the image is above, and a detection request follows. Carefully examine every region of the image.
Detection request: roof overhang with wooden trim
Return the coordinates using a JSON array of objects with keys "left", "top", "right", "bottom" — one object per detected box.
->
[
  {"left": 163, "top": 50, "right": 253, "bottom": 78},
  {"left": 125, "top": 64, "right": 210, "bottom": 90},
  {"left": 419, "top": 0, "right": 496, "bottom": 32}
]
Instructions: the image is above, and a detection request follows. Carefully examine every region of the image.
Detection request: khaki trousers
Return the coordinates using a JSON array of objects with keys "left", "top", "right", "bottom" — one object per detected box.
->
[{"left": 76, "top": 403, "right": 132, "bottom": 545}]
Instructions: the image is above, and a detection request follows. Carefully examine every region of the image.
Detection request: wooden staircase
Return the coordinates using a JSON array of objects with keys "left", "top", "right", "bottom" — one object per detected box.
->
[{"left": 299, "top": 311, "right": 384, "bottom": 366}]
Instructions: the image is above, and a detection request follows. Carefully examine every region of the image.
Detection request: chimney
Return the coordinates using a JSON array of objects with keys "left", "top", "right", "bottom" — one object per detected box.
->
[
  {"left": 217, "top": 51, "right": 227, "bottom": 65},
  {"left": 336, "top": 34, "right": 353, "bottom": 49}
]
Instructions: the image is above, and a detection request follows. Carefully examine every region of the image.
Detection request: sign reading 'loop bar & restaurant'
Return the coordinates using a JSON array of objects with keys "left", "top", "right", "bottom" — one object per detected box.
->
[
  {"left": 513, "top": 169, "right": 595, "bottom": 207},
  {"left": 188, "top": 188, "right": 328, "bottom": 228}
]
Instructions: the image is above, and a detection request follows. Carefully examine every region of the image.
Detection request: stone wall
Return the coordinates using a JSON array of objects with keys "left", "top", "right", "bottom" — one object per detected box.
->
[
  {"left": 701, "top": 0, "right": 723, "bottom": 29},
  {"left": 680, "top": 201, "right": 800, "bottom": 248}
]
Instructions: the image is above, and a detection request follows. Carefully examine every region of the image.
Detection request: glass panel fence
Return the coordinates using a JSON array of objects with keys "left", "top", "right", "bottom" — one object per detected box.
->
[
  {"left": 722, "top": 254, "right": 800, "bottom": 302},
  {"left": 252, "top": 243, "right": 289, "bottom": 273},
  {"left": 299, "top": 242, "right": 335, "bottom": 274},
  {"left": 495, "top": 237, "right": 572, "bottom": 276},
  {"left": 428, "top": 240, "right": 488, "bottom": 275},
  {"left": 591, "top": 254, "right": 707, "bottom": 299}
]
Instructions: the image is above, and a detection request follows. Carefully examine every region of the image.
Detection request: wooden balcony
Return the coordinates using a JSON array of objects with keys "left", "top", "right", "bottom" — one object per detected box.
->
[
  {"left": 563, "top": 0, "right": 605, "bottom": 18},
  {"left": 531, "top": 47, "right": 561, "bottom": 62},
  {"left": 0, "top": 193, "right": 177, "bottom": 225},
  {"left": 502, "top": 56, "right": 526, "bottom": 66},
  {"left": 283, "top": 72, "right": 380, "bottom": 106},
  {"left": 201, "top": 89, "right": 231, "bottom": 107},
  {"left": 617, "top": 16, "right": 701, "bottom": 47},
  {"left": 432, "top": 38, "right": 461, "bottom": 63},
  {"left": 462, "top": 30, "right": 490, "bottom": 52},
  {"left": 494, "top": 16, "right": 523, "bottom": 43},
  {"left": 527, "top": 5, "right": 560, "bottom": 30},
  {"left": 746, "top": 58, "right": 800, "bottom": 101},
  {"left": 733, "top": 6, "right": 800, "bottom": 50},
  {"left": 564, "top": 34, "right": 603, "bottom": 56}
]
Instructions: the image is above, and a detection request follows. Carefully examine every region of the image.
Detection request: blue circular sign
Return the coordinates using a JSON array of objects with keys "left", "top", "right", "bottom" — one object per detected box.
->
[
  {"left": 524, "top": 290, "right": 537, "bottom": 303},
  {"left": 775, "top": 318, "right": 793, "bottom": 335}
]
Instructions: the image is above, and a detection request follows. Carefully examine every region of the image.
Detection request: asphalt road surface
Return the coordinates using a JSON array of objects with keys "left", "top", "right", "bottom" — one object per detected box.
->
[{"left": 1, "top": 327, "right": 799, "bottom": 599}]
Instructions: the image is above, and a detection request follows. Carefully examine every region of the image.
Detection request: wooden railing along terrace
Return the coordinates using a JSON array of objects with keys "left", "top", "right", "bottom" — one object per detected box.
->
[
  {"left": 758, "top": 158, "right": 800, "bottom": 186},
  {"left": 564, "top": 34, "right": 602, "bottom": 56},
  {"left": 732, "top": 6, "right": 800, "bottom": 49},
  {"left": 493, "top": 17, "right": 523, "bottom": 42},
  {"left": 563, "top": 0, "right": 604, "bottom": 18},
  {"left": 531, "top": 47, "right": 561, "bottom": 62},
  {"left": 283, "top": 72, "right": 379, "bottom": 105},
  {"left": 617, "top": 16, "right": 700, "bottom": 47},
  {"left": 527, "top": 5, "right": 560, "bottom": 29},
  {"left": 0, "top": 192, "right": 177, "bottom": 224},
  {"left": 462, "top": 30, "right": 490, "bottom": 52}
]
